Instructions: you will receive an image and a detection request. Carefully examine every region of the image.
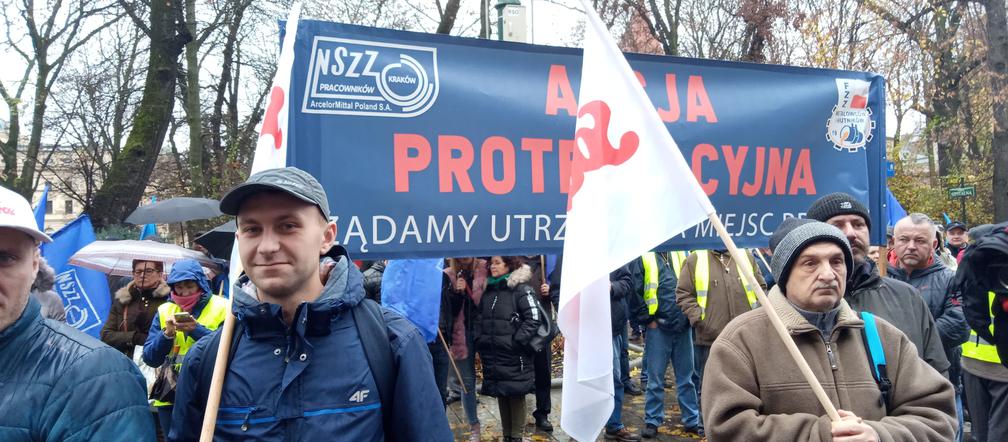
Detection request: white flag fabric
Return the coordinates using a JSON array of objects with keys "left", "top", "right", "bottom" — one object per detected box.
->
[
  {"left": 230, "top": 3, "right": 301, "bottom": 284},
  {"left": 558, "top": 1, "right": 715, "bottom": 439}
]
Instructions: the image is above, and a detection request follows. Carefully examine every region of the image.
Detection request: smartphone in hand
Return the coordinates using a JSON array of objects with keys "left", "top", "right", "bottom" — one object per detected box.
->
[{"left": 173, "top": 312, "right": 195, "bottom": 323}]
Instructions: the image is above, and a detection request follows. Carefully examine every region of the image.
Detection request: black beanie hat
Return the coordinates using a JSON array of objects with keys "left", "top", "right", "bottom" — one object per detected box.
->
[{"left": 807, "top": 192, "right": 871, "bottom": 230}]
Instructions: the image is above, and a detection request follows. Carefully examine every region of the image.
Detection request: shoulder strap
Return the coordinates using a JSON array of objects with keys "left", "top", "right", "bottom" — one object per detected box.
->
[
  {"left": 351, "top": 299, "right": 397, "bottom": 440},
  {"left": 859, "top": 311, "right": 892, "bottom": 412}
]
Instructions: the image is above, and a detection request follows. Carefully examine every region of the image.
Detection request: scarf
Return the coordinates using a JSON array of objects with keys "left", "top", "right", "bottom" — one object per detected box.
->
[
  {"left": 486, "top": 273, "right": 510, "bottom": 287},
  {"left": 171, "top": 290, "right": 203, "bottom": 313}
]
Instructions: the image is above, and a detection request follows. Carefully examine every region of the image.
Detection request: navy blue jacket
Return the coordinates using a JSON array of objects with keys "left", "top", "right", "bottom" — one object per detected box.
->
[
  {"left": 628, "top": 253, "right": 689, "bottom": 333},
  {"left": 143, "top": 259, "right": 220, "bottom": 367},
  {"left": 888, "top": 259, "right": 970, "bottom": 385},
  {"left": 0, "top": 297, "right": 155, "bottom": 441},
  {"left": 169, "top": 252, "right": 451, "bottom": 441}
]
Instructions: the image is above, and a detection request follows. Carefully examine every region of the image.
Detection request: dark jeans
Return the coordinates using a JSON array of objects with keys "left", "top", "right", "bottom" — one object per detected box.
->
[
  {"left": 619, "top": 324, "right": 631, "bottom": 386},
  {"left": 532, "top": 342, "right": 552, "bottom": 419},
  {"left": 963, "top": 371, "right": 1008, "bottom": 442},
  {"left": 429, "top": 342, "right": 451, "bottom": 406},
  {"left": 156, "top": 406, "right": 173, "bottom": 439},
  {"left": 692, "top": 344, "right": 711, "bottom": 401}
]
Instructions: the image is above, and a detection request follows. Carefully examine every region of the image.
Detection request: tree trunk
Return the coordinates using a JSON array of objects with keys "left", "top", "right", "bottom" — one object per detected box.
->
[
  {"left": 436, "top": 0, "right": 462, "bottom": 34},
  {"left": 16, "top": 64, "right": 52, "bottom": 197},
  {"left": 90, "top": 0, "right": 190, "bottom": 229},
  {"left": 184, "top": 0, "right": 205, "bottom": 196},
  {"left": 0, "top": 95, "right": 21, "bottom": 188},
  {"left": 986, "top": 0, "right": 1008, "bottom": 221}
]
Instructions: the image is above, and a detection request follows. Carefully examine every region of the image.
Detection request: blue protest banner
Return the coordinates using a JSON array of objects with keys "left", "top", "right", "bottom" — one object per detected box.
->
[
  {"left": 380, "top": 258, "right": 444, "bottom": 343},
  {"left": 284, "top": 22, "right": 887, "bottom": 258},
  {"left": 40, "top": 215, "right": 111, "bottom": 338}
]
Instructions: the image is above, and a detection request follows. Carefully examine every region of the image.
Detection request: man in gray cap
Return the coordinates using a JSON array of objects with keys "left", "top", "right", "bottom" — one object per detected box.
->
[
  {"left": 169, "top": 167, "right": 452, "bottom": 441},
  {"left": 806, "top": 193, "right": 949, "bottom": 377},
  {"left": 702, "top": 221, "right": 955, "bottom": 441},
  {"left": 0, "top": 185, "right": 155, "bottom": 440}
]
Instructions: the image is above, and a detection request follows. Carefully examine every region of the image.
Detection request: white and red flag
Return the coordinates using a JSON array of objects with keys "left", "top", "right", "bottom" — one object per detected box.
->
[{"left": 557, "top": 1, "right": 715, "bottom": 439}]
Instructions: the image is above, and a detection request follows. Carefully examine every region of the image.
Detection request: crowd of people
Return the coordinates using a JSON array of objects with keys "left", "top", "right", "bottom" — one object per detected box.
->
[{"left": 1, "top": 172, "right": 1006, "bottom": 441}]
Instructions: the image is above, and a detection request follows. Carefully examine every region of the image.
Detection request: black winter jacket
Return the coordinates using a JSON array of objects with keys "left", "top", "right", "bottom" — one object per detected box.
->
[
  {"left": 846, "top": 259, "right": 950, "bottom": 376},
  {"left": 362, "top": 260, "right": 385, "bottom": 302},
  {"left": 628, "top": 253, "right": 689, "bottom": 334},
  {"left": 474, "top": 265, "right": 541, "bottom": 397}
]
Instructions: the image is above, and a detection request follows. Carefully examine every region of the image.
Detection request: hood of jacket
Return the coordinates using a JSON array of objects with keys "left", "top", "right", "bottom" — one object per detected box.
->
[
  {"left": 114, "top": 278, "right": 170, "bottom": 304},
  {"left": 166, "top": 259, "right": 213, "bottom": 296},
  {"left": 506, "top": 264, "right": 533, "bottom": 288},
  {"left": 847, "top": 259, "right": 882, "bottom": 295},
  {"left": 887, "top": 258, "right": 949, "bottom": 281},
  {"left": 231, "top": 245, "right": 365, "bottom": 315}
]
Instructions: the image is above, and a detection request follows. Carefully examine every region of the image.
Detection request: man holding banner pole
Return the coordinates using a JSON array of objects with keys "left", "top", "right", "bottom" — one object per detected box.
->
[{"left": 702, "top": 220, "right": 956, "bottom": 441}]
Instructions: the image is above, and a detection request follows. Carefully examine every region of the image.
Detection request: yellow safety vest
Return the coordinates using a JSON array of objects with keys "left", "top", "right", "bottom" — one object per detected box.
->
[
  {"left": 642, "top": 253, "right": 659, "bottom": 315},
  {"left": 153, "top": 295, "right": 229, "bottom": 406},
  {"left": 962, "top": 291, "right": 1001, "bottom": 364},
  {"left": 694, "top": 250, "right": 758, "bottom": 320},
  {"left": 669, "top": 250, "right": 691, "bottom": 277}
]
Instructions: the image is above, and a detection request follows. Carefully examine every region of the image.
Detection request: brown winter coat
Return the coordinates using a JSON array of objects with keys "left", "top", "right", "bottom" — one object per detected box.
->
[
  {"left": 702, "top": 287, "right": 956, "bottom": 442},
  {"left": 675, "top": 250, "right": 767, "bottom": 346},
  {"left": 99, "top": 280, "right": 171, "bottom": 356}
]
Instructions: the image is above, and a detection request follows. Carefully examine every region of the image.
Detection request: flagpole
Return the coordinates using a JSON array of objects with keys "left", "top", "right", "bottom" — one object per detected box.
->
[
  {"left": 200, "top": 306, "right": 236, "bottom": 441},
  {"left": 706, "top": 211, "right": 841, "bottom": 422},
  {"left": 438, "top": 329, "right": 467, "bottom": 394}
]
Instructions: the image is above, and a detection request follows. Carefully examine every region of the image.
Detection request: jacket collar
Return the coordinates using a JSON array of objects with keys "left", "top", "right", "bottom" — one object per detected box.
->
[
  {"left": 115, "top": 280, "right": 170, "bottom": 304},
  {"left": 231, "top": 246, "right": 365, "bottom": 339},
  {"left": 0, "top": 297, "right": 41, "bottom": 347},
  {"left": 768, "top": 286, "right": 863, "bottom": 336},
  {"left": 848, "top": 259, "right": 881, "bottom": 293}
]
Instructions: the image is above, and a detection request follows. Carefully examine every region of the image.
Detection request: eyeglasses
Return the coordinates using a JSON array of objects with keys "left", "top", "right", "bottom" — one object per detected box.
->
[{"left": 132, "top": 269, "right": 161, "bottom": 277}]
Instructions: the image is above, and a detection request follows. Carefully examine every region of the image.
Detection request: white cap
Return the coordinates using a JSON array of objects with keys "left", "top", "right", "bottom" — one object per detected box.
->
[{"left": 0, "top": 185, "right": 52, "bottom": 243}]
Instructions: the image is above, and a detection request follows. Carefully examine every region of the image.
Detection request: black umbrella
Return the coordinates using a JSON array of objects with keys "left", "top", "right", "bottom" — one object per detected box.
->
[
  {"left": 193, "top": 220, "right": 236, "bottom": 259},
  {"left": 125, "top": 197, "right": 223, "bottom": 225}
]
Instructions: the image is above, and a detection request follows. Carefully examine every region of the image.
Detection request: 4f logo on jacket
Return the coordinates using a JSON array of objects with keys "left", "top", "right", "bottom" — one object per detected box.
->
[{"left": 349, "top": 389, "right": 370, "bottom": 403}]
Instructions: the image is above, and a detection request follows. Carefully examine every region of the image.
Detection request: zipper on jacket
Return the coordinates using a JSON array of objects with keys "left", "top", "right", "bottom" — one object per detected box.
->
[
  {"left": 241, "top": 406, "right": 258, "bottom": 432},
  {"left": 824, "top": 341, "right": 838, "bottom": 370}
]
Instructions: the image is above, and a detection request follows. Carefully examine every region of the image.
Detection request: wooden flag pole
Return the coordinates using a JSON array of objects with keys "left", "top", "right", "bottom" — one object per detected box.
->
[
  {"left": 706, "top": 212, "right": 841, "bottom": 422},
  {"left": 754, "top": 248, "right": 772, "bottom": 277},
  {"left": 438, "top": 329, "right": 467, "bottom": 394},
  {"left": 199, "top": 302, "right": 236, "bottom": 441}
]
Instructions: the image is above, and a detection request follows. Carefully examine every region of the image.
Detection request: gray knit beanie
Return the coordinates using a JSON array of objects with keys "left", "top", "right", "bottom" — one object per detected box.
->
[
  {"left": 769, "top": 218, "right": 817, "bottom": 252},
  {"left": 806, "top": 192, "right": 871, "bottom": 230},
  {"left": 770, "top": 221, "right": 853, "bottom": 288}
]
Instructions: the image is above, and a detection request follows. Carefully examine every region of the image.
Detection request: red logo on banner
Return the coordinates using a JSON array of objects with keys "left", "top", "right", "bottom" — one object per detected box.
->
[
  {"left": 850, "top": 95, "right": 867, "bottom": 109},
  {"left": 261, "top": 86, "right": 285, "bottom": 150},
  {"left": 568, "top": 100, "right": 639, "bottom": 210}
]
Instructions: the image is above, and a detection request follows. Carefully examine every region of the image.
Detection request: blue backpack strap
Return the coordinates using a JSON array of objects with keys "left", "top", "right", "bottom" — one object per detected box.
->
[
  {"left": 351, "top": 298, "right": 397, "bottom": 440},
  {"left": 859, "top": 311, "right": 892, "bottom": 411}
]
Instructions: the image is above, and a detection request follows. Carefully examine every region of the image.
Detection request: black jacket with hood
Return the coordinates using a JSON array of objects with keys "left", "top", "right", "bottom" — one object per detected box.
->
[
  {"left": 474, "top": 264, "right": 541, "bottom": 397},
  {"left": 846, "top": 259, "right": 950, "bottom": 376}
]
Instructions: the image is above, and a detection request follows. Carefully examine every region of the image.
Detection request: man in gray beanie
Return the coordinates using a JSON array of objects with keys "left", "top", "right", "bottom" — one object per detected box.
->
[{"left": 702, "top": 221, "right": 956, "bottom": 441}]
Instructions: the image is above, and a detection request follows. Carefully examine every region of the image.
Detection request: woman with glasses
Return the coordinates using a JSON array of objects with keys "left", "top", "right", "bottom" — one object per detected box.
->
[{"left": 100, "top": 259, "right": 171, "bottom": 357}]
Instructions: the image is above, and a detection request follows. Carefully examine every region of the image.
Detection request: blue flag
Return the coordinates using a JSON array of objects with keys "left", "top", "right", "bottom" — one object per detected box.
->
[
  {"left": 139, "top": 196, "right": 157, "bottom": 239},
  {"left": 380, "top": 258, "right": 444, "bottom": 343},
  {"left": 40, "top": 215, "right": 111, "bottom": 338},
  {"left": 33, "top": 183, "right": 49, "bottom": 230},
  {"left": 886, "top": 187, "right": 907, "bottom": 228}
]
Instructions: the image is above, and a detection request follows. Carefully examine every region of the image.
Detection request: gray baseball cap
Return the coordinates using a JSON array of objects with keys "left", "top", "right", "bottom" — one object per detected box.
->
[{"left": 220, "top": 167, "right": 330, "bottom": 217}]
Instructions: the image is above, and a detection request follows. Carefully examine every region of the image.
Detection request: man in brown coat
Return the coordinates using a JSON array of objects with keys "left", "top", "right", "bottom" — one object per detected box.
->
[
  {"left": 99, "top": 259, "right": 170, "bottom": 356},
  {"left": 702, "top": 221, "right": 956, "bottom": 441},
  {"left": 676, "top": 249, "right": 766, "bottom": 396}
]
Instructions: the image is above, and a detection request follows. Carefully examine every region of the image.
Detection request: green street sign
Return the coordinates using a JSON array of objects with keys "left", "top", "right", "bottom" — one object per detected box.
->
[{"left": 948, "top": 186, "right": 976, "bottom": 198}]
